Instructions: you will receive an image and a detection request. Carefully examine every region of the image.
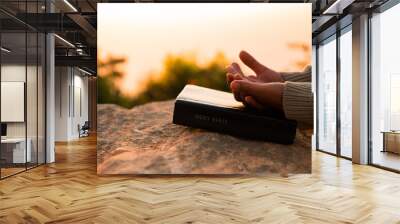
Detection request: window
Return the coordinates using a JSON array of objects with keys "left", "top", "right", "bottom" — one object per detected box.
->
[
  {"left": 317, "top": 36, "right": 337, "bottom": 154},
  {"left": 370, "top": 3, "right": 400, "bottom": 171},
  {"left": 339, "top": 27, "right": 352, "bottom": 158}
]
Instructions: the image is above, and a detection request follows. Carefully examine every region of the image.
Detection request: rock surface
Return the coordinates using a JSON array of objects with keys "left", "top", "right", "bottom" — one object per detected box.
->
[{"left": 97, "top": 101, "right": 311, "bottom": 175}]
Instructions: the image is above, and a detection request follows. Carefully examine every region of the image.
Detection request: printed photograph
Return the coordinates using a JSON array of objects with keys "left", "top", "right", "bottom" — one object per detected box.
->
[{"left": 97, "top": 3, "right": 312, "bottom": 175}]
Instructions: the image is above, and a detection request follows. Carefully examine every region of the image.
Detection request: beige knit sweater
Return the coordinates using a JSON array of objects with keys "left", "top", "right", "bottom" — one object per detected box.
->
[{"left": 280, "top": 66, "right": 313, "bottom": 128}]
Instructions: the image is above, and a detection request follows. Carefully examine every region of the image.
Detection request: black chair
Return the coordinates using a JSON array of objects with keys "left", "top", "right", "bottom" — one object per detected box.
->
[{"left": 79, "top": 121, "right": 90, "bottom": 138}]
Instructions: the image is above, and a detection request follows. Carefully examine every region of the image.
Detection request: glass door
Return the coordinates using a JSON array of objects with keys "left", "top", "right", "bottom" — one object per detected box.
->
[
  {"left": 27, "top": 29, "right": 38, "bottom": 169},
  {"left": 1, "top": 30, "right": 28, "bottom": 178},
  {"left": 0, "top": 1, "right": 46, "bottom": 179}
]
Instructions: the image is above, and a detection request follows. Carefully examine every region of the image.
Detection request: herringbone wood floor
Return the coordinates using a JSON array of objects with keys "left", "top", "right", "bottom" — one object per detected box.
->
[{"left": 1, "top": 135, "right": 400, "bottom": 224}]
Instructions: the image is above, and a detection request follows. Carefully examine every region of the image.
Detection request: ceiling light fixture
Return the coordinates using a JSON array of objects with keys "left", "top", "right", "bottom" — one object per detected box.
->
[
  {"left": 54, "top": 34, "right": 75, "bottom": 48},
  {"left": 78, "top": 67, "right": 94, "bottom": 76},
  {"left": 323, "top": 0, "right": 355, "bottom": 15},
  {"left": 63, "top": 0, "right": 78, "bottom": 12},
  {"left": 1, "top": 47, "right": 11, "bottom": 53},
  {"left": 76, "top": 48, "right": 85, "bottom": 55}
]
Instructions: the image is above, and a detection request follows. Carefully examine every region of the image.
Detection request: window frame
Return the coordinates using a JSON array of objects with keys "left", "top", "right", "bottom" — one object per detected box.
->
[
  {"left": 367, "top": 0, "right": 400, "bottom": 173},
  {"left": 315, "top": 21, "right": 353, "bottom": 161}
]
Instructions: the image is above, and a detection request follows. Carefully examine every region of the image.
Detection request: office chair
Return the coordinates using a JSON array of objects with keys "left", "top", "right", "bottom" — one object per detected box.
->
[{"left": 79, "top": 121, "right": 90, "bottom": 138}]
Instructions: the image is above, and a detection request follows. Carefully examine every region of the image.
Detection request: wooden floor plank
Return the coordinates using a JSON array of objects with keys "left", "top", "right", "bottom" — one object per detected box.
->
[{"left": 1, "top": 135, "right": 400, "bottom": 223}]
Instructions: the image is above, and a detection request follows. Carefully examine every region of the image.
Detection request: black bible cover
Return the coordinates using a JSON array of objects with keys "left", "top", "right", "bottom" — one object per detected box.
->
[{"left": 173, "top": 85, "right": 297, "bottom": 144}]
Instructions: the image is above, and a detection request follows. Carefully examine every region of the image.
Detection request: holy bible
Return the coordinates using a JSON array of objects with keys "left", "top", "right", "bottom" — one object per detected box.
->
[{"left": 172, "top": 85, "right": 297, "bottom": 144}]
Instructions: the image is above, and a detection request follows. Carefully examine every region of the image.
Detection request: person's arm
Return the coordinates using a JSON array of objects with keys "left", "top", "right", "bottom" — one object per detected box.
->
[
  {"left": 230, "top": 79, "right": 314, "bottom": 127},
  {"left": 280, "top": 66, "right": 311, "bottom": 82},
  {"left": 282, "top": 81, "right": 313, "bottom": 127}
]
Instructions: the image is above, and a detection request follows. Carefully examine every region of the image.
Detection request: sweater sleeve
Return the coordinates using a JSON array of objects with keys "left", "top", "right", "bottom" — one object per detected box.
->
[
  {"left": 282, "top": 81, "right": 313, "bottom": 127},
  {"left": 281, "top": 65, "right": 312, "bottom": 82}
]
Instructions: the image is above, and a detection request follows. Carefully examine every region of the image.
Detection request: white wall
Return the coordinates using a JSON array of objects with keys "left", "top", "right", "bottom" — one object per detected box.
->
[
  {"left": 1, "top": 63, "right": 46, "bottom": 164},
  {"left": 1, "top": 82, "right": 25, "bottom": 122},
  {"left": 54, "top": 67, "right": 89, "bottom": 141},
  {"left": 55, "top": 67, "right": 70, "bottom": 141},
  {"left": 1, "top": 65, "right": 36, "bottom": 138},
  {"left": 1, "top": 65, "right": 26, "bottom": 133},
  {"left": 72, "top": 73, "right": 89, "bottom": 138}
]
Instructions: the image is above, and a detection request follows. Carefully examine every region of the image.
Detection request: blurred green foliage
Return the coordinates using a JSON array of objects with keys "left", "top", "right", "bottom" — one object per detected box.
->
[
  {"left": 98, "top": 52, "right": 230, "bottom": 108},
  {"left": 97, "top": 57, "right": 133, "bottom": 108}
]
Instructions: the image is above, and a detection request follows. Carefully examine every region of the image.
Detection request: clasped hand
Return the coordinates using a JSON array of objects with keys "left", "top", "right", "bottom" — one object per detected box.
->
[{"left": 226, "top": 50, "right": 286, "bottom": 111}]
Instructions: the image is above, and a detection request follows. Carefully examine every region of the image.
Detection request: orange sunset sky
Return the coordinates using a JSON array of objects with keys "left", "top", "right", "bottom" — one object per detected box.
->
[{"left": 98, "top": 3, "right": 311, "bottom": 96}]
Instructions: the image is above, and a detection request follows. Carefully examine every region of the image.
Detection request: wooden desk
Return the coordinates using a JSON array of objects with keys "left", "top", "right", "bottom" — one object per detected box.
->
[
  {"left": 1, "top": 138, "right": 32, "bottom": 163},
  {"left": 381, "top": 131, "right": 400, "bottom": 154}
]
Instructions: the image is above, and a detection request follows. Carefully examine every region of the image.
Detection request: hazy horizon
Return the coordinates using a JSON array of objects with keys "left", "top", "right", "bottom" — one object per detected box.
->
[{"left": 98, "top": 3, "right": 311, "bottom": 96}]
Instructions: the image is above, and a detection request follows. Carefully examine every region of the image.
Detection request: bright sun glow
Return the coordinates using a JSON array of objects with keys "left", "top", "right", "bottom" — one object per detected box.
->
[{"left": 98, "top": 3, "right": 311, "bottom": 96}]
